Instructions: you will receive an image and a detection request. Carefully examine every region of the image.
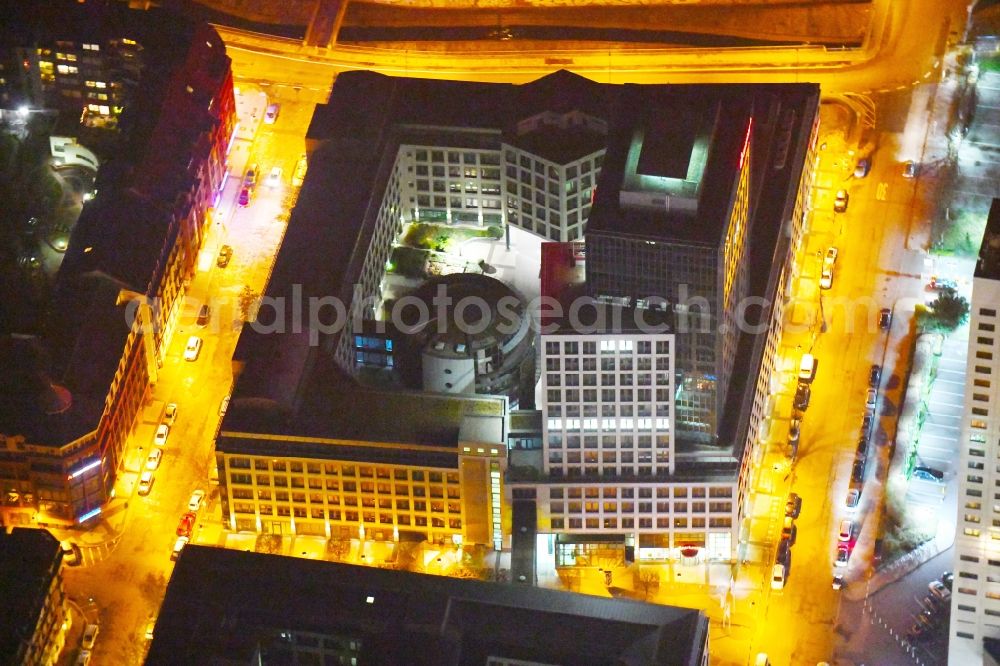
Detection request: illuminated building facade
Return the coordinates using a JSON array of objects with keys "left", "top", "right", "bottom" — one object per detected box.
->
[
  {"left": 950, "top": 199, "right": 1000, "bottom": 664},
  {"left": 0, "top": 13, "right": 235, "bottom": 526},
  {"left": 0, "top": 528, "right": 69, "bottom": 666},
  {"left": 509, "top": 83, "right": 819, "bottom": 565},
  {"left": 216, "top": 382, "right": 508, "bottom": 547}
]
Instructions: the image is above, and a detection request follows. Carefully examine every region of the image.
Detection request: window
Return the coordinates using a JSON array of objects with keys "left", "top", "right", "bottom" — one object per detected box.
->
[{"left": 981, "top": 308, "right": 997, "bottom": 317}]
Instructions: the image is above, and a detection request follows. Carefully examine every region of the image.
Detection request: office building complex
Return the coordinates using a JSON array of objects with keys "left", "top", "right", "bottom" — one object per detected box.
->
[
  {"left": 238, "top": 72, "right": 818, "bottom": 568},
  {"left": 149, "top": 545, "right": 709, "bottom": 666},
  {"left": 512, "top": 83, "right": 819, "bottom": 564},
  {"left": 0, "top": 11, "right": 234, "bottom": 526},
  {"left": 950, "top": 199, "right": 1000, "bottom": 664},
  {"left": 0, "top": 528, "right": 69, "bottom": 666}
]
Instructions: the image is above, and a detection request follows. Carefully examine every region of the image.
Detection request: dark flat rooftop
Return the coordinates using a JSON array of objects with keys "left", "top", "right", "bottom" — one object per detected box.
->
[
  {"left": 148, "top": 545, "right": 707, "bottom": 666},
  {"left": 0, "top": 529, "right": 61, "bottom": 665}
]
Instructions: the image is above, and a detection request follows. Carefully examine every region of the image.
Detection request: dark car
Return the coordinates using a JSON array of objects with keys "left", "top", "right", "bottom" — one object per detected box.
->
[
  {"left": 869, "top": 364, "right": 882, "bottom": 388},
  {"left": 852, "top": 459, "right": 866, "bottom": 483},
  {"left": 862, "top": 414, "right": 874, "bottom": 438},
  {"left": 238, "top": 187, "right": 251, "bottom": 207},
  {"left": 777, "top": 539, "right": 791, "bottom": 565},
  {"left": 785, "top": 493, "right": 802, "bottom": 519},
  {"left": 856, "top": 437, "right": 868, "bottom": 456},
  {"left": 942, "top": 571, "right": 954, "bottom": 591},
  {"left": 782, "top": 524, "right": 797, "bottom": 546},
  {"left": 879, "top": 308, "right": 892, "bottom": 331},
  {"left": 913, "top": 466, "right": 944, "bottom": 482},
  {"left": 854, "top": 158, "right": 871, "bottom": 178},
  {"left": 788, "top": 418, "right": 801, "bottom": 444},
  {"left": 794, "top": 383, "right": 811, "bottom": 411}
]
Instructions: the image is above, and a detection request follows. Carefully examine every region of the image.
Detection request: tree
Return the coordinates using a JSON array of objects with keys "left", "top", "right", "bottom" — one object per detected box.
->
[
  {"left": 923, "top": 289, "right": 970, "bottom": 332},
  {"left": 238, "top": 285, "right": 260, "bottom": 321}
]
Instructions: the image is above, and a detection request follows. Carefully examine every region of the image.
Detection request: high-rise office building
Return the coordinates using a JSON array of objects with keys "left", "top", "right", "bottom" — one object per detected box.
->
[{"left": 950, "top": 198, "right": 1000, "bottom": 664}]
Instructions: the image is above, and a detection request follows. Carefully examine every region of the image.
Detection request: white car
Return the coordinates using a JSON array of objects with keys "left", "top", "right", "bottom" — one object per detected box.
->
[
  {"left": 154, "top": 423, "right": 169, "bottom": 446},
  {"left": 184, "top": 336, "right": 202, "bottom": 361},
  {"left": 171, "top": 535, "right": 189, "bottom": 561},
  {"left": 188, "top": 489, "right": 206, "bottom": 511},
  {"left": 838, "top": 520, "right": 853, "bottom": 542},
  {"left": 163, "top": 402, "right": 177, "bottom": 425},
  {"left": 82, "top": 623, "right": 99, "bottom": 649},
  {"left": 266, "top": 166, "right": 282, "bottom": 188},
  {"left": 145, "top": 448, "right": 162, "bottom": 471},
  {"left": 771, "top": 563, "right": 786, "bottom": 590},
  {"left": 138, "top": 471, "right": 154, "bottom": 496},
  {"left": 264, "top": 103, "right": 280, "bottom": 124}
]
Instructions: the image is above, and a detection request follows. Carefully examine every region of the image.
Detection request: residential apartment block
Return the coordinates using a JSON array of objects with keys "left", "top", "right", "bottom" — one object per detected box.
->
[
  {"left": 0, "top": 528, "right": 69, "bottom": 666},
  {"left": 0, "top": 9, "right": 234, "bottom": 526},
  {"left": 950, "top": 199, "right": 1000, "bottom": 664}
]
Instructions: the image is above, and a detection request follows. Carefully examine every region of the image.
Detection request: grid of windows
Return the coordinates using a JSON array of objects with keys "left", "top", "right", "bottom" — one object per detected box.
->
[
  {"left": 540, "top": 483, "right": 736, "bottom": 538},
  {"left": 401, "top": 146, "right": 503, "bottom": 226},
  {"left": 501, "top": 146, "right": 602, "bottom": 241},
  {"left": 541, "top": 334, "right": 674, "bottom": 478},
  {"left": 951, "top": 282, "right": 1000, "bottom": 664},
  {"left": 221, "top": 453, "right": 496, "bottom": 543}
]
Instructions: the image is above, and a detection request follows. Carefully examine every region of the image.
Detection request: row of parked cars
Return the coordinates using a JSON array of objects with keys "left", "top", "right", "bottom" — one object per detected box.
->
[
  {"left": 907, "top": 573, "right": 953, "bottom": 642},
  {"left": 772, "top": 493, "right": 803, "bottom": 590}
]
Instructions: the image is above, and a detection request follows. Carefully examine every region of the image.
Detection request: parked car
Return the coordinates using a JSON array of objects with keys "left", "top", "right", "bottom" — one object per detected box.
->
[
  {"left": 144, "top": 618, "right": 156, "bottom": 641},
  {"left": 929, "top": 276, "right": 958, "bottom": 291},
  {"left": 197, "top": 304, "right": 211, "bottom": 327},
  {"left": 820, "top": 264, "right": 834, "bottom": 290},
  {"left": 834, "top": 189, "right": 849, "bottom": 212},
  {"left": 145, "top": 448, "right": 162, "bottom": 471},
  {"left": 219, "top": 394, "right": 231, "bottom": 416},
  {"left": 941, "top": 571, "right": 954, "bottom": 590},
  {"left": 782, "top": 523, "right": 797, "bottom": 546},
  {"left": 798, "top": 353, "right": 817, "bottom": 382},
  {"left": 238, "top": 187, "right": 251, "bottom": 207},
  {"left": 846, "top": 488, "right": 861, "bottom": 510},
  {"left": 771, "top": 563, "right": 787, "bottom": 590},
  {"left": 824, "top": 247, "right": 839, "bottom": 266},
  {"left": 907, "top": 622, "right": 930, "bottom": 641},
  {"left": 903, "top": 160, "right": 918, "bottom": 178},
  {"left": 854, "top": 157, "right": 871, "bottom": 178},
  {"left": 176, "top": 512, "right": 196, "bottom": 538},
  {"left": 264, "top": 103, "right": 280, "bottom": 124},
  {"left": 76, "top": 650, "right": 92, "bottom": 665},
  {"left": 794, "top": 383, "right": 811, "bottom": 411},
  {"left": 865, "top": 388, "right": 878, "bottom": 412},
  {"left": 188, "top": 489, "right": 206, "bottom": 511},
  {"left": 838, "top": 520, "right": 853, "bottom": 542},
  {"left": 171, "top": 536, "right": 189, "bottom": 561},
  {"left": 862, "top": 414, "right": 874, "bottom": 438},
  {"left": 869, "top": 364, "right": 882, "bottom": 388},
  {"left": 832, "top": 574, "right": 845, "bottom": 590},
  {"left": 879, "top": 308, "right": 892, "bottom": 330},
  {"left": 929, "top": 580, "right": 951, "bottom": 601},
  {"left": 163, "top": 402, "right": 177, "bottom": 426},
  {"left": 138, "top": 471, "right": 154, "bottom": 496},
  {"left": 82, "top": 623, "right": 99, "bottom": 649},
  {"left": 788, "top": 418, "right": 801, "bottom": 444},
  {"left": 217, "top": 245, "right": 233, "bottom": 268},
  {"left": 184, "top": 336, "right": 202, "bottom": 361},
  {"left": 154, "top": 423, "right": 169, "bottom": 446},
  {"left": 914, "top": 466, "right": 944, "bottom": 482},
  {"left": 243, "top": 164, "right": 258, "bottom": 187},
  {"left": 852, "top": 459, "right": 866, "bottom": 483},
  {"left": 785, "top": 493, "right": 802, "bottom": 519},
  {"left": 266, "top": 166, "right": 282, "bottom": 188},
  {"left": 835, "top": 544, "right": 850, "bottom": 567},
  {"left": 856, "top": 437, "right": 868, "bottom": 456},
  {"left": 60, "top": 541, "right": 81, "bottom": 566}
]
